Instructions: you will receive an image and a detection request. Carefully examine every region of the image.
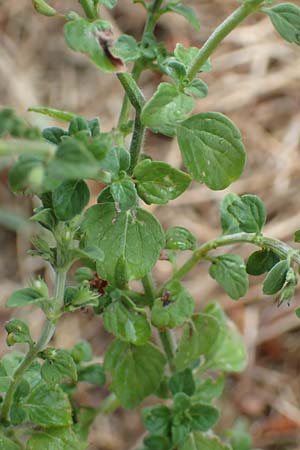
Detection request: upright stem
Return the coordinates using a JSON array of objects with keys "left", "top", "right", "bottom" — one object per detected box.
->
[
  {"left": 142, "top": 273, "right": 176, "bottom": 371},
  {"left": 164, "top": 232, "right": 300, "bottom": 288},
  {"left": 187, "top": 0, "right": 264, "bottom": 81},
  {"left": 117, "top": 0, "right": 164, "bottom": 129},
  {"left": 0, "top": 270, "right": 67, "bottom": 424},
  {"left": 128, "top": 116, "right": 145, "bottom": 174}
]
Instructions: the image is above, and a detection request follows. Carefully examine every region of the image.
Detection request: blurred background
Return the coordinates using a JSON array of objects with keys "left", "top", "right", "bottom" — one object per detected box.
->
[{"left": 1, "top": 0, "right": 300, "bottom": 448}]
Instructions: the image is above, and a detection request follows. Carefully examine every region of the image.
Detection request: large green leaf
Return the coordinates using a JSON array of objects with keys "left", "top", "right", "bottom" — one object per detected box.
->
[
  {"left": 262, "top": 3, "right": 300, "bottom": 44},
  {"left": 64, "top": 18, "right": 117, "bottom": 72},
  {"left": 26, "top": 427, "right": 87, "bottom": 450},
  {"left": 151, "top": 281, "right": 195, "bottom": 329},
  {"left": 104, "top": 340, "right": 166, "bottom": 409},
  {"left": 82, "top": 204, "right": 164, "bottom": 282},
  {"left": 52, "top": 180, "right": 90, "bottom": 221},
  {"left": 134, "top": 159, "right": 191, "bottom": 204},
  {"left": 0, "top": 434, "right": 21, "bottom": 450},
  {"left": 174, "top": 313, "right": 221, "bottom": 371},
  {"left": 176, "top": 112, "right": 246, "bottom": 190},
  {"left": 220, "top": 193, "right": 266, "bottom": 234},
  {"left": 180, "top": 432, "right": 231, "bottom": 450},
  {"left": 209, "top": 255, "right": 249, "bottom": 300},
  {"left": 141, "top": 83, "right": 195, "bottom": 136},
  {"left": 21, "top": 383, "right": 72, "bottom": 427},
  {"left": 103, "top": 301, "right": 151, "bottom": 345}
]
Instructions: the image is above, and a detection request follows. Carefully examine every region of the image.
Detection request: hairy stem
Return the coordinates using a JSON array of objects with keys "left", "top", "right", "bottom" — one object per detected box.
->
[
  {"left": 0, "top": 269, "right": 66, "bottom": 424},
  {"left": 117, "top": 0, "right": 164, "bottom": 129},
  {"left": 142, "top": 273, "right": 176, "bottom": 371},
  {"left": 164, "top": 232, "right": 300, "bottom": 287},
  {"left": 187, "top": 0, "right": 265, "bottom": 81},
  {"left": 128, "top": 115, "right": 145, "bottom": 174}
]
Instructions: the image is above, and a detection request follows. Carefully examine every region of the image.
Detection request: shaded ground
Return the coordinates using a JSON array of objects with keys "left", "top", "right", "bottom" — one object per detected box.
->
[{"left": 1, "top": 0, "right": 300, "bottom": 448}]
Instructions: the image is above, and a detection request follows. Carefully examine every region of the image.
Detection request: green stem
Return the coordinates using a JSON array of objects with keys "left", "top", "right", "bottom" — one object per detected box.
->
[
  {"left": 128, "top": 115, "right": 145, "bottom": 174},
  {"left": 0, "top": 139, "right": 55, "bottom": 158},
  {"left": 117, "top": 0, "right": 164, "bottom": 129},
  {"left": 0, "top": 270, "right": 67, "bottom": 424},
  {"left": 79, "top": 0, "right": 98, "bottom": 20},
  {"left": 164, "top": 232, "right": 300, "bottom": 287},
  {"left": 117, "top": 73, "right": 145, "bottom": 113},
  {"left": 187, "top": 0, "right": 264, "bottom": 81},
  {"left": 142, "top": 274, "right": 176, "bottom": 371}
]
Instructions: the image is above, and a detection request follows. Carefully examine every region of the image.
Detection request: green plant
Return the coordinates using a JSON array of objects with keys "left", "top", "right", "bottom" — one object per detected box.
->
[{"left": 0, "top": 0, "right": 299, "bottom": 448}]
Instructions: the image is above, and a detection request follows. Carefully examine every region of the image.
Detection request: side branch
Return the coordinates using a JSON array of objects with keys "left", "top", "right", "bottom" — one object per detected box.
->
[{"left": 165, "top": 232, "right": 300, "bottom": 286}]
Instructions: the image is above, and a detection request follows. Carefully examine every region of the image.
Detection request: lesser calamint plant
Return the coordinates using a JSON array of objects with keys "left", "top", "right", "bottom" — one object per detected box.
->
[{"left": 0, "top": 0, "right": 299, "bottom": 448}]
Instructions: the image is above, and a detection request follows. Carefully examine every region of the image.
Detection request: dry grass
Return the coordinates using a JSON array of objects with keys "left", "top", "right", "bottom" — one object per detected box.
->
[{"left": 1, "top": 0, "right": 300, "bottom": 448}]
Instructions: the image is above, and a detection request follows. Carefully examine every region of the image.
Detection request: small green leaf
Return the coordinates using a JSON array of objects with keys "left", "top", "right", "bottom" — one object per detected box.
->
[
  {"left": 64, "top": 18, "right": 118, "bottom": 72},
  {"left": 174, "top": 44, "right": 212, "bottom": 72},
  {"left": 174, "top": 313, "right": 221, "bottom": 371},
  {"left": 262, "top": 3, "right": 300, "bottom": 45},
  {"left": 112, "top": 34, "right": 140, "bottom": 62},
  {"left": 71, "top": 341, "right": 93, "bottom": 363},
  {"left": 29, "top": 107, "right": 76, "bottom": 123},
  {"left": 169, "top": 369, "right": 195, "bottom": 396},
  {"left": 52, "top": 180, "right": 90, "bottom": 221},
  {"left": 26, "top": 427, "right": 87, "bottom": 450},
  {"left": 100, "top": 146, "right": 130, "bottom": 175},
  {"left": 185, "top": 79, "right": 208, "bottom": 99},
  {"left": 189, "top": 403, "right": 219, "bottom": 431},
  {"left": 166, "top": 3, "right": 200, "bottom": 30},
  {"left": 110, "top": 180, "right": 138, "bottom": 211},
  {"left": 104, "top": 340, "right": 166, "bottom": 409},
  {"left": 142, "top": 405, "right": 171, "bottom": 435},
  {"left": 21, "top": 383, "right": 72, "bottom": 427},
  {"left": 68, "top": 117, "right": 90, "bottom": 136},
  {"left": 9, "top": 157, "right": 44, "bottom": 194},
  {"left": 5, "top": 319, "right": 33, "bottom": 347},
  {"left": 43, "top": 127, "right": 68, "bottom": 144},
  {"left": 134, "top": 159, "right": 191, "bottom": 205},
  {"left": 209, "top": 255, "right": 248, "bottom": 300},
  {"left": 40, "top": 348, "right": 77, "bottom": 385},
  {"left": 193, "top": 375, "right": 225, "bottom": 404},
  {"left": 30, "top": 208, "right": 57, "bottom": 231},
  {"left": 83, "top": 204, "right": 164, "bottom": 282},
  {"left": 6, "top": 288, "right": 44, "bottom": 308},
  {"left": 32, "top": 0, "right": 57, "bottom": 16},
  {"left": 165, "top": 226, "right": 196, "bottom": 251},
  {"left": 204, "top": 304, "right": 247, "bottom": 373},
  {"left": 177, "top": 113, "right": 246, "bottom": 190},
  {"left": 246, "top": 249, "right": 280, "bottom": 276},
  {"left": 0, "top": 434, "right": 21, "bottom": 450},
  {"left": 78, "top": 363, "right": 106, "bottom": 385},
  {"left": 221, "top": 193, "right": 267, "bottom": 234},
  {"left": 180, "top": 432, "right": 231, "bottom": 450},
  {"left": 141, "top": 83, "right": 195, "bottom": 136},
  {"left": 262, "top": 259, "right": 289, "bottom": 295},
  {"left": 144, "top": 435, "right": 171, "bottom": 450},
  {"left": 103, "top": 301, "right": 151, "bottom": 345},
  {"left": 151, "top": 281, "right": 195, "bottom": 329}
]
